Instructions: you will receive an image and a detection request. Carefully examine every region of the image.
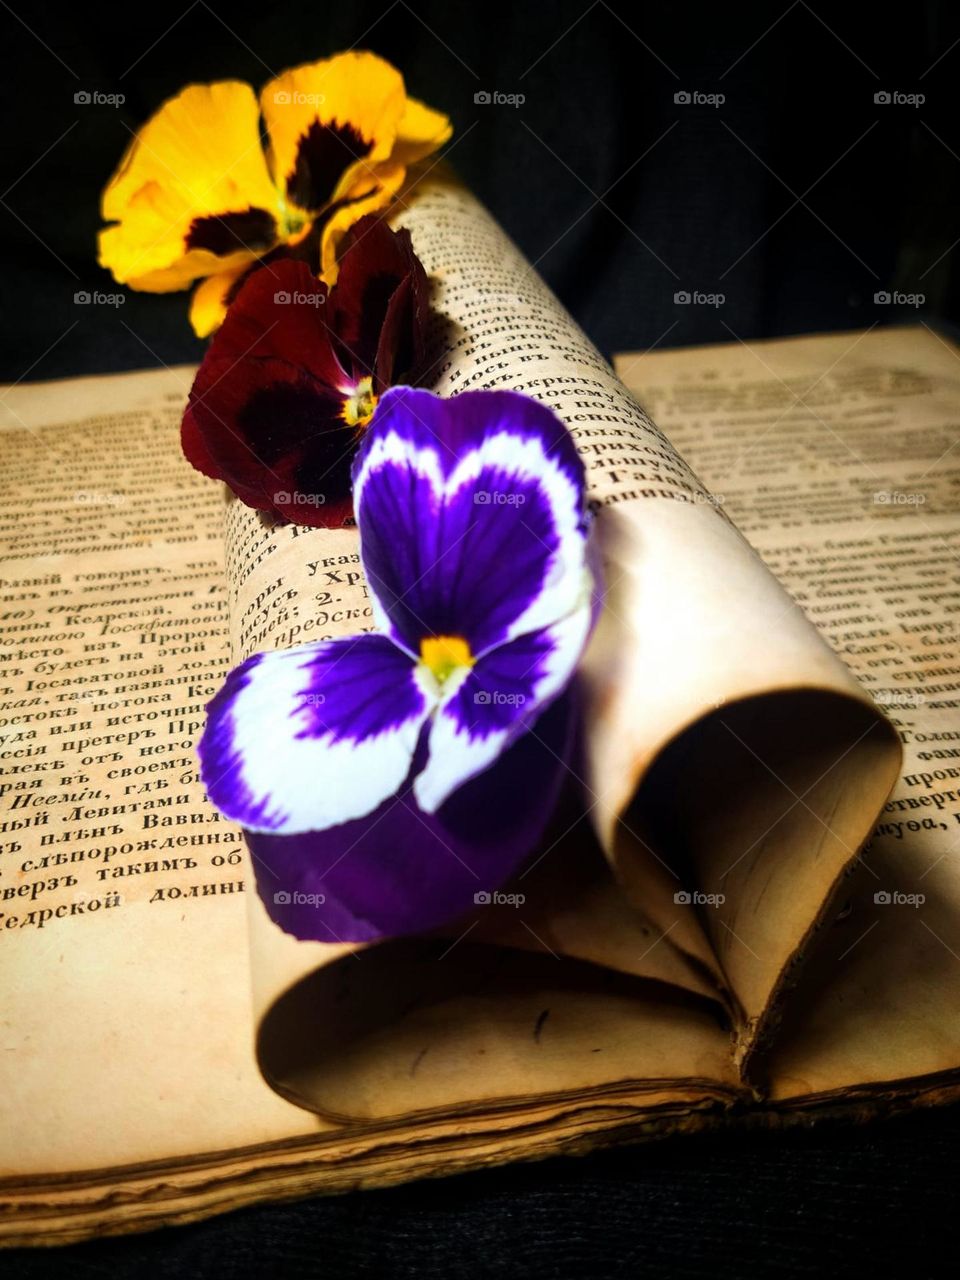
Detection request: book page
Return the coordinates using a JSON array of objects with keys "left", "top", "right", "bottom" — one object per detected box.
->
[
  {"left": 0, "top": 367, "right": 327, "bottom": 1179},
  {"left": 235, "top": 170, "right": 899, "bottom": 1115},
  {"left": 0, "top": 365, "right": 743, "bottom": 1245},
  {"left": 615, "top": 325, "right": 960, "bottom": 1089},
  {"left": 0, "top": 267, "right": 942, "bottom": 1248}
]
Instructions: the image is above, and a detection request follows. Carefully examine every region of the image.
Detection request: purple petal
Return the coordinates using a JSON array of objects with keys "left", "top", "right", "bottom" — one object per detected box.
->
[
  {"left": 353, "top": 388, "right": 590, "bottom": 655},
  {"left": 246, "top": 687, "right": 579, "bottom": 942},
  {"left": 415, "top": 604, "right": 593, "bottom": 813},
  {"left": 199, "top": 634, "right": 431, "bottom": 834}
]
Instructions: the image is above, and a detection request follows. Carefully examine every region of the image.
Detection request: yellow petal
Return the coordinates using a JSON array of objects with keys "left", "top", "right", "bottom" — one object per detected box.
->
[
  {"left": 390, "top": 96, "right": 453, "bottom": 167},
  {"left": 318, "top": 163, "right": 406, "bottom": 285},
  {"left": 261, "top": 51, "right": 407, "bottom": 214},
  {"left": 99, "top": 81, "right": 282, "bottom": 290},
  {"left": 188, "top": 263, "right": 251, "bottom": 337},
  {"left": 98, "top": 192, "right": 264, "bottom": 291}
]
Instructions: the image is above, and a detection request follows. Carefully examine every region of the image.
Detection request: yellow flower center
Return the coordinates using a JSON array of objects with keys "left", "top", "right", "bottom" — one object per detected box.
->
[
  {"left": 419, "top": 635, "right": 475, "bottom": 685},
  {"left": 341, "top": 377, "right": 378, "bottom": 428}
]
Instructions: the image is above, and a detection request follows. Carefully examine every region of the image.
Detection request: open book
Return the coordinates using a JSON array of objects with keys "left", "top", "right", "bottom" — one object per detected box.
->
[{"left": 2, "top": 171, "right": 959, "bottom": 1246}]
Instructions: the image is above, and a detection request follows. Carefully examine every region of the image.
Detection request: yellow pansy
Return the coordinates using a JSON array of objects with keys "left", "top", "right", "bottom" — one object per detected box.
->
[{"left": 98, "top": 51, "right": 451, "bottom": 335}]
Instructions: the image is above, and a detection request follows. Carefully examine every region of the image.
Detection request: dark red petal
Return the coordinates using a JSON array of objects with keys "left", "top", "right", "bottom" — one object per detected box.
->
[
  {"left": 182, "top": 259, "right": 360, "bottom": 525},
  {"left": 373, "top": 271, "right": 426, "bottom": 393},
  {"left": 332, "top": 216, "right": 429, "bottom": 384},
  {"left": 180, "top": 403, "right": 221, "bottom": 479},
  {"left": 180, "top": 224, "right": 433, "bottom": 529},
  {"left": 197, "top": 258, "right": 339, "bottom": 380}
]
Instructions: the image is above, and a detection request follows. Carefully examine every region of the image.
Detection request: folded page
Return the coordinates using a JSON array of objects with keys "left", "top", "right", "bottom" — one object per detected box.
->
[
  {"left": 615, "top": 325, "right": 960, "bottom": 1088},
  {"left": 234, "top": 170, "right": 899, "bottom": 1108}
]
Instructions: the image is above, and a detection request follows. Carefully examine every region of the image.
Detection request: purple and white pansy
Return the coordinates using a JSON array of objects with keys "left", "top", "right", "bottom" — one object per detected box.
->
[{"left": 198, "top": 387, "right": 598, "bottom": 941}]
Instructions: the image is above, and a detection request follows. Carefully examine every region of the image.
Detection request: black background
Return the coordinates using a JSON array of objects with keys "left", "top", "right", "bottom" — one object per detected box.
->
[
  {"left": 2, "top": 0, "right": 960, "bottom": 378},
  {"left": 2, "top": 1, "right": 960, "bottom": 1275}
]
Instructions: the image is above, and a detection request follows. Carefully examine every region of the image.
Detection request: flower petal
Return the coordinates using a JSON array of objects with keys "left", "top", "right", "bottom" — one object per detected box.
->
[
  {"left": 99, "top": 81, "right": 282, "bottom": 290},
  {"left": 353, "top": 388, "right": 590, "bottom": 654},
  {"left": 188, "top": 263, "right": 250, "bottom": 338},
  {"left": 414, "top": 604, "right": 593, "bottom": 813},
  {"left": 181, "top": 258, "right": 358, "bottom": 527},
  {"left": 246, "top": 686, "right": 578, "bottom": 941},
  {"left": 261, "top": 52, "right": 406, "bottom": 214},
  {"left": 389, "top": 96, "right": 453, "bottom": 167},
  {"left": 317, "top": 163, "right": 406, "bottom": 284},
  {"left": 199, "top": 634, "right": 432, "bottom": 835},
  {"left": 331, "top": 214, "right": 429, "bottom": 387}
]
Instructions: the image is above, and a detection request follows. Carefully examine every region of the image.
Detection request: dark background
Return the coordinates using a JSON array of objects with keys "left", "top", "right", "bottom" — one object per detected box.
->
[
  {"left": 2, "top": 0, "right": 960, "bottom": 379},
  {"left": 2, "top": 1, "right": 959, "bottom": 1275}
]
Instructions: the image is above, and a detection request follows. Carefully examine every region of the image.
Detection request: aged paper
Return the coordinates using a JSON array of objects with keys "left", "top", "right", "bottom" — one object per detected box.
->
[
  {"left": 1, "top": 191, "right": 947, "bottom": 1243},
  {"left": 233, "top": 171, "right": 898, "bottom": 1106},
  {"left": 0, "top": 363, "right": 743, "bottom": 1245},
  {"left": 0, "top": 347, "right": 751, "bottom": 1243},
  {"left": 0, "top": 367, "right": 328, "bottom": 1178},
  {"left": 615, "top": 325, "right": 960, "bottom": 1089}
]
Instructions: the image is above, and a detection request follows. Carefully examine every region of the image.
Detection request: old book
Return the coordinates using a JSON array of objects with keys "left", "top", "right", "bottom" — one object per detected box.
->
[{"left": 1, "top": 171, "right": 958, "bottom": 1246}]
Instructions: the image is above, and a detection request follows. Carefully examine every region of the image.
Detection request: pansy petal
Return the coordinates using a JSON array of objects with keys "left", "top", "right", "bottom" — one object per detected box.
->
[
  {"left": 261, "top": 53, "right": 405, "bottom": 215},
  {"left": 99, "top": 200, "right": 267, "bottom": 293},
  {"left": 188, "top": 263, "right": 250, "bottom": 337},
  {"left": 414, "top": 604, "right": 593, "bottom": 813},
  {"left": 389, "top": 96, "right": 453, "bottom": 167},
  {"left": 200, "top": 634, "right": 432, "bottom": 835},
  {"left": 331, "top": 214, "right": 428, "bottom": 385},
  {"left": 182, "top": 259, "right": 359, "bottom": 526},
  {"left": 318, "top": 163, "right": 406, "bottom": 284},
  {"left": 99, "top": 81, "right": 282, "bottom": 289},
  {"left": 246, "top": 687, "right": 577, "bottom": 941},
  {"left": 353, "top": 388, "right": 590, "bottom": 654}
]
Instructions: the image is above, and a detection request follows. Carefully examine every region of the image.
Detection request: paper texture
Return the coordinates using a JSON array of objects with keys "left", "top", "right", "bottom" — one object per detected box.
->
[
  {"left": 0, "top": 367, "right": 328, "bottom": 1177},
  {"left": 233, "top": 172, "right": 898, "bottom": 1107},
  {"left": 615, "top": 326, "right": 960, "bottom": 1098},
  {"left": 0, "top": 166, "right": 954, "bottom": 1243},
  {"left": 0, "top": 365, "right": 735, "bottom": 1247}
]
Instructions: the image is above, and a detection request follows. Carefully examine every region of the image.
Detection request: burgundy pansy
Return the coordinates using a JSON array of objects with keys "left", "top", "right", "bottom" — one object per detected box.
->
[{"left": 180, "top": 214, "right": 429, "bottom": 527}]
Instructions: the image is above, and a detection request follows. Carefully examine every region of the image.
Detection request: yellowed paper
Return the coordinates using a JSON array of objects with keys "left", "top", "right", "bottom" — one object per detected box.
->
[
  {"left": 0, "top": 362, "right": 744, "bottom": 1246},
  {"left": 0, "top": 367, "right": 327, "bottom": 1181},
  {"left": 615, "top": 325, "right": 960, "bottom": 1091},
  {"left": 0, "top": 198, "right": 948, "bottom": 1247},
  {"left": 237, "top": 173, "right": 898, "bottom": 1104}
]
